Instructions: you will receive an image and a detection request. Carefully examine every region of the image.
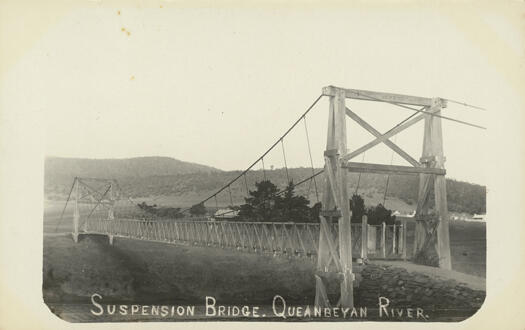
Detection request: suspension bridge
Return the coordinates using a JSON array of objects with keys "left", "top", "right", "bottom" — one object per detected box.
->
[{"left": 53, "top": 85, "right": 485, "bottom": 310}]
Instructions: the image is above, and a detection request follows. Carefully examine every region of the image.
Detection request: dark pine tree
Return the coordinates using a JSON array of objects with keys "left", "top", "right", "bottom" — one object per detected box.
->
[
  {"left": 238, "top": 180, "right": 281, "bottom": 221},
  {"left": 277, "top": 181, "right": 311, "bottom": 222}
]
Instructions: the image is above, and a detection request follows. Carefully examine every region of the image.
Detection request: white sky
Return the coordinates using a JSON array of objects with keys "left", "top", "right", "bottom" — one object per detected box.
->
[{"left": 1, "top": 4, "right": 522, "bottom": 186}]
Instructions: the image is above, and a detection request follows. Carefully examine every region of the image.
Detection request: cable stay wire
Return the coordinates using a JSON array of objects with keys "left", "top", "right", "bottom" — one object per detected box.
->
[
  {"left": 350, "top": 91, "right": 486, "bottom": 130},
  {"left": 445, "top": 98, "right": 487, "bottom": 111},
  {"left": 281, "top": 139, "right": 290, "bottom": 183},
  {"left": 354, "top": 151, "right": 366, "bottom": 196},
  {"left": 303, "top": 116, "right": 319, "bottom": 203},
  {"left": 244, "top": 173, "right": 249, "bottom": 196},
  {"left": 383, "top": 109, "right": 422, "bottom": 136},
  {"left": 113, "top": 180, "right": 147, "bottom": 211},
  {"left": 261, "top": 157, "right": 267, "bottom": 180},
  {"left": 54, "top": 177, "right": 77, "bottom": 233},
  {"left": 306, "top": 175, "right": 313, "bottom": 197}
]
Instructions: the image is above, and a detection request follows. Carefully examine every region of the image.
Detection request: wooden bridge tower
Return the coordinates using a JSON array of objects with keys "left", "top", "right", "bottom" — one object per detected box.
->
[
  {"left": 70, "top": 177, "right": 118, "bottom": 243},
  {"left": 315, "top": 86, "right": 452, "bottom": 309}
]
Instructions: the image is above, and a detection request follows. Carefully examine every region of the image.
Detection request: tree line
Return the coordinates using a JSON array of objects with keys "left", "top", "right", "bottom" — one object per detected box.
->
[
  {"left": 196, "top": 179, "right": 396, "bottom": 225},
  {"left": 47, "top": 168, "right": 486, "bottom": 215}
]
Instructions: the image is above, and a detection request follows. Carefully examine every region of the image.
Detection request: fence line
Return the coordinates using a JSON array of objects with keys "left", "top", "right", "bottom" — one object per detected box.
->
[{"left": 82, "top": 217, "right": 406, "bottom": 260}]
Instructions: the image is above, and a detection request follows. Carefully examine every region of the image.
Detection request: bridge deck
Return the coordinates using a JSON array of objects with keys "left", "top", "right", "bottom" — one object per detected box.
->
[{"left": 80, "top": 218, "right": 406, "bottom": 261}]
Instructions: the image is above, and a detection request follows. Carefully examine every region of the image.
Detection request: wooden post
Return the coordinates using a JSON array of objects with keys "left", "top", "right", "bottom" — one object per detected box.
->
[
  {"left": 361, "top": 215, "right": 368, "bottom": 260},
  {"left": 108, "top": 181, "right": 115, "bottom": 245},
  {"left": 401, "top": 218, "right": 407, "bottom": 260},
  {"left": 381, "top": 222, "right": 386, "bottom": 258},
  {"left": 414, "top": 98, "right": 452, "bottom": 269},
  {"left": 315, "top": 93, "right": 336, "bottom": 307},
  {"left": 335, "top": 88, "right": 353, "bottom": 309},
  {"left": 72, "top": 178, "right": 79, "bottom": 243},
  {"left": 315, "top": 87, "right": 354, "bottom": 309},
  {"left": 392, "top": 223, "right": 396, "bottom": 255},
  {"left": 368, "top": 224, "right": 373, "bottom": 253},
  {"left": 108, "top": 181, "right": 115, "bottom": 220},
  {"left": 414, "top": 105, "right": 433, "bottom": 257},
  {"left": 430, "top": 99, "right": 452, "bottom": 270}
]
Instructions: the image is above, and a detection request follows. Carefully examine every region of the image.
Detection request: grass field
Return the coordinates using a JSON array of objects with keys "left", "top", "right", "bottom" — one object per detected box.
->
[
  {"left": 43, "top": 235, "right": 317, "bottom": 306},
  {"left": 403, "top": 220, "right": 486, "bottom": 278}
]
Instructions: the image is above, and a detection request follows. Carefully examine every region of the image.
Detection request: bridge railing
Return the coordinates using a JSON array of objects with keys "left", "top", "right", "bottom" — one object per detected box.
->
[{"left": 83, "top": 217, "right": 407, "bottom": 260}]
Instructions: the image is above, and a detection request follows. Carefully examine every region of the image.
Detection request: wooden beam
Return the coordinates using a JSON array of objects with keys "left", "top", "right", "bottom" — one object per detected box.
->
[
  {"left": 361, "top": 215, "right": 368, "bottom": 260},
  {"left": 381, "top": 222, "right": 386, "bottom": 258},
  {"left": 319, "top": 217, "right": 342, "bottom": 271},
  {"left": 341, "top": 111, "right": 427, "bottom": 162},
  {"left": 320, "top": 210, "right": 341, "bottom": 218},
  {"left": 314, "top": 275, "right": 331, "bottom": 307},
  {"left": 342, "top": 162, "right": 446, "bottom": 175},
  {"left": 73, "top": 178, "right": 79, "bottom": 243},
  {"left": 324, "top": 157, "right": 342, "bottom": 207},
  {"left": 345, "top": 107, "right": 420, "bottom": 167},
  {"left": 401, "top": 218, "right": 407, "bottom": 260},
  {"left": 78, "top": 177, "right": 117, "bottom": 182},
  {"left": 323, "top": 86, "right": 435, "bottom": 107},
  {"left": 429, "top": 99, "right": 452, "bottom": 270}
]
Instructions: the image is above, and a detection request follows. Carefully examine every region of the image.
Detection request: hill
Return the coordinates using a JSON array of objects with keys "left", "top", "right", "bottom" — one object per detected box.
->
[
  {"left": 45, "top": 156, "right": 220, "bottom": 183},
  {"left": 44, "top": 157, "right": 486, "bottom": 215}
]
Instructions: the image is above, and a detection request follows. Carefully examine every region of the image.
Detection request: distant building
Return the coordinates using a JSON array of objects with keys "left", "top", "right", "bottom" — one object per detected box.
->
[
  {"left": 392, "top": 210, "right": 415, "bottom": 217},
  {"left": 214, "top": 208, "right": 239, "bottom": 219},
  {"left": 472, "top": 214, "right": 486, "bottom": 221}
]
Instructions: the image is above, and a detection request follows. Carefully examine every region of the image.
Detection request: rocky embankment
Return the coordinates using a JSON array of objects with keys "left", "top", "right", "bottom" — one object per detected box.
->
[{"left": 356, "top": 263, "right": 485, "bottom": 320}]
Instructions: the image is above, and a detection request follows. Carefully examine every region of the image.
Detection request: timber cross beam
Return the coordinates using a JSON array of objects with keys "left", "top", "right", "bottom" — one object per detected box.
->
[
  {"left": 322, "top": 85, "right": 448, "bottom": 108},
  {"left": 342, "top": 162, "right": 446, "bottom": 176}
]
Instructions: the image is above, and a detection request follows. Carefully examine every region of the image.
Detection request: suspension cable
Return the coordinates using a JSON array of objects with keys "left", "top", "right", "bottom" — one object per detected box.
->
[
  {"left": 261, "top": 157, "right": 267, "bottom": 180},
  {"left": 244, "top": 173, "right": 249, "bottom": 196},
  {"left": 354, "top": 151, "right": 366, "bottom": 195},
  {"left": 215, "top": 169, "right": 325, "bottom": 218},
  {"left": 303, "top": 116, "right": 319, "bottom": 202},
  {"left": 194, "top": 94, "right": 324, "bottom": 207},
  {"left": 281, "top": 138, "right": 290, "bottom": 183}
]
